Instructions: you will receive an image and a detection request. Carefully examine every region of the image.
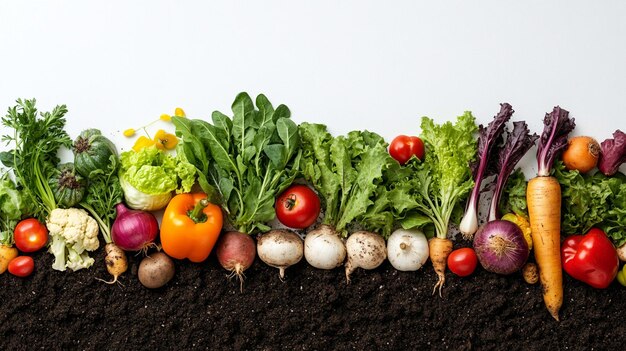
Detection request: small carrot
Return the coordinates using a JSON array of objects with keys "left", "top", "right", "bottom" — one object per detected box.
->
[
  {"left": 429, "top": 237, "right": 453, "bottom": 296},
  {"left": 527, "top": 106, "right": 575, "bottom": 321}
]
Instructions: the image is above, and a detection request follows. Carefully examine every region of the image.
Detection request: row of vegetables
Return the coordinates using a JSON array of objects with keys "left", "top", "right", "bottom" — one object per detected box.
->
[{"left": 0, "top": 94, "right": 625, "bottom": 321}]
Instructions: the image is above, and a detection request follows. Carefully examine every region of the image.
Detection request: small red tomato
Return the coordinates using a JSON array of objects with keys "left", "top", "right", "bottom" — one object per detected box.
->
[
  {"left": 275, "top": 184, "right": 321, "bottom": 229},
  {"left": 447, "top": 248, "right": 478, "bottom": 277},
  {"left": 8, "top": 256, "right": 35, "bottom": 277},
  {"left": 389, "top": 135, "right": 425, "bottom": 165},
  {"left": 14, "top": 218, "right": 48, "bottom": 252}
]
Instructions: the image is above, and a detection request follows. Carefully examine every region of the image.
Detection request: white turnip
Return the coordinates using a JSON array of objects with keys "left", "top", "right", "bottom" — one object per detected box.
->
[
  {"left": 386, "top": 229, "right": 429, "bottom": 272},
  {"left": 257, "top": 230, "right": 303, "bottom": 280},
  {"left": 304, "top": 225, "right": 346, "bottom": 270},
  {"left": 215, "top": 231, "right": 256, "bottom": 291},
  {"left": 345, "top": 231, "right": 386, "bottom": 283}
]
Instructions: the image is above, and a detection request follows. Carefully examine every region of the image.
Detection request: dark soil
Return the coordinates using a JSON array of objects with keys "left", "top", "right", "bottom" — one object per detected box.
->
[{"left": 1, "top": 239, "right": 625, "bottom": 351}]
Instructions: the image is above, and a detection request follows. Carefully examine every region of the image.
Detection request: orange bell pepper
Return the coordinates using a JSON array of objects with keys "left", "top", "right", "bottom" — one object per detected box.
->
[{"left": 160, "top": 193, "right": 223, "bottom": 263}]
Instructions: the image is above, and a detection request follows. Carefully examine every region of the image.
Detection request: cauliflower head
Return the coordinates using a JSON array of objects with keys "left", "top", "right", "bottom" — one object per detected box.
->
[{"left": 47, "top": 208, "right": 100, "bottom": 271}]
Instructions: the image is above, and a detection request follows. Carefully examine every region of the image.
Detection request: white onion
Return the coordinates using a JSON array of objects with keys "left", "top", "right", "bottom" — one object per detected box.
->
[{"left": 386, "top": 229, "right": 429, "bottom": 271}]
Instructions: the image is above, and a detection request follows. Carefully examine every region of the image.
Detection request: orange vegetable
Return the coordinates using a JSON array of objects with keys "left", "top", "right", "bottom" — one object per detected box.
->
[
  {"left": 527, "top": 176, "right": 563, "bottom": 321},
  {"left": 160, "top": 193, "right": 223, "bottom": 263},
  {"left": 562, "top": 136, "right": 600, "bottom": 173}
]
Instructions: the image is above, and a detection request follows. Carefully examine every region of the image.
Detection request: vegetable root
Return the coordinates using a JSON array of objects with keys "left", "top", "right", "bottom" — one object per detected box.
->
[
  {"left": 216, "top": 231, "right": 256, "bottom": 292},
  {"left": 97, "top": 243, "right": 128, "bottom": 285},
  {"left": 257, "top": 230, "right": 303, "bottom": 280},
  {"left": 527, "top": 176, "right": 563, "bottom": 321},
  {"left": 345, "top": 231, "right": 387, "bottom": 283},
  {"left": 429, "top": 237, "right": 453, "bottom": 297},
  {"left": 304, "top": 225, "right": 346, "bottom": 270},
  {"left": 0, "top": 244, "right": 19, "bottom": 274}
]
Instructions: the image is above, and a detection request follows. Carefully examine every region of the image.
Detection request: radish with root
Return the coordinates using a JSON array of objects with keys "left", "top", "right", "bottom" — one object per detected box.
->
[
  {"left": 345, "top": 231, "right": 387, "bottom": 283},
  {"left": 215, "top": 231, "right": 256, "bottom": 291},
  {"left": 304, "top": 224, "right": 346, "bottom": 269},
  {"left": 257, "top": 230, "right": 303, "bottom": 280},
  {"left": 386, "top": 229, "right": 429, "bottom": 271}
]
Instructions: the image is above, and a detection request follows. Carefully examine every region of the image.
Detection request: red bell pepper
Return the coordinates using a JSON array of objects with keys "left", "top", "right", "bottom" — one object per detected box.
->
[{"left": 561, "top": 228, "right": 619, "bottom": 289}]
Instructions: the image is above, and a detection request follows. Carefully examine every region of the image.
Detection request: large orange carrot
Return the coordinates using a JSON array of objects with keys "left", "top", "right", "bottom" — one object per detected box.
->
[
  {"left": 429, "top": 237, "right": 453, "bottom": 296},
  {"left": 529, "top": 106, "right": 575, "bottom": 321},
  {"left": 527, "top": 176, "right": 562, "bottom": 321}
]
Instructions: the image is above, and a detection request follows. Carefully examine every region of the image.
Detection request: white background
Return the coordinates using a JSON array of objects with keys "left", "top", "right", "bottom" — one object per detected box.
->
[{"left": 1, "top": 1, "right": 625, "bottom": 174}]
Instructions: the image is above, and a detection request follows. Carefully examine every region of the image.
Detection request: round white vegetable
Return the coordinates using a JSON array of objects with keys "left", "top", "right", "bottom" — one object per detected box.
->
[
  {"left": 304, "top": 225, "right": 346, "bottom": 270},
  {"left": 257, "top": 230, "right": 303, "bottom": 280},
  {"left": 386, "top": 228, "right": 429, "bottom": 271},
  {"left": 345, "top": 231, "right": 387, "bottom": 283}
]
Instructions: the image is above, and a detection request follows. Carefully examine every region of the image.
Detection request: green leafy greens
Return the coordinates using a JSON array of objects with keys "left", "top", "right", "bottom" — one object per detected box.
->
[
  {"left": 1, "top": 99, "right": 72, "bottom": 220},
  {"left": 554, "top": 161, "right": 626, "bottom": 246},
  {"left": 299, "top": 124, "right": 396, "bottom": 237},
  {"left": 498, "top": 168, "right": 529, "bottom": 218},
  {"left": 389, "top": 113, "right": 478, "bottom": 239},
  {"left": 78, "top": 142, "right": 124, "bottom": 244},
  {"left": 0, "top": 172, "right": 31, "bottom": 245},
  {"left": 173, "top": 92, "right": 301, "bottom": 234}
]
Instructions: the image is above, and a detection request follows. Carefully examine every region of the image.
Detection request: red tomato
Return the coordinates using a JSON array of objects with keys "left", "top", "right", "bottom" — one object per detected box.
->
[
  {"left": 14, "top": 218, "right": 48, "bottom": 252},
  {"left": 389, "top": 135, "right": 425, "bottom": 164},
  {"left": 275, "top": 185, "right": 321, "bottom": 229},
  {"left": 8, "top": 256, "right": 34, "bottom": 277},
  {"left": 447, "top": 248, "right": 478, "bottom": 277}
]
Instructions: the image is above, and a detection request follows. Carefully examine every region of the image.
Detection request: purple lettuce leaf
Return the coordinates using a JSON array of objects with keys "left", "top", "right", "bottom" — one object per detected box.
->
[
  {"left": 489, "top": 121, "right": 538, "bottom": 221},
  {"left": 536, "top": 106, "right": 576, "bottom": 176},
  {"left": 598, "top": 130, "right": 626, "bottom": 176}
]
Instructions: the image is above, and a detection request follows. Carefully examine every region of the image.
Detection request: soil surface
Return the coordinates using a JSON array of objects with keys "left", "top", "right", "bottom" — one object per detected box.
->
[{"left": 1, "top": 238, "right": 625, "bottom": 351}]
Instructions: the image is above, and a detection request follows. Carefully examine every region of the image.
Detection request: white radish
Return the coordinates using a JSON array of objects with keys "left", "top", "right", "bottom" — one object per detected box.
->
[
  {"left": 257, "top": 230, "right": 303, "bottom": 280},
  {"left": 304, "top": 224, "right": 346, "bottom": 269},
  {"left": 386, "top": 228, "right": 429, "bottom": 271},
  {"left": 345, "top": 231, "right": 387, "bottom": 283}
]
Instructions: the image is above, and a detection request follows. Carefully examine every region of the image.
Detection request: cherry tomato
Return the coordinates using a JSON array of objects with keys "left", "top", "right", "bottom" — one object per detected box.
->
[
  {"left": 447, "top": 248, "right": 478, "bottom": 277},
  {"left": 14, "top": 218, "right": 48, "bottom": 252},
  {"left": 275, "top": 185, "right": 321, "bottom": 229},
  {"left": 389, "top": 135, "right": 425, "bottom": 165},
  {"left": 8, "top": 256, "right": 35, "bottom": 277}
]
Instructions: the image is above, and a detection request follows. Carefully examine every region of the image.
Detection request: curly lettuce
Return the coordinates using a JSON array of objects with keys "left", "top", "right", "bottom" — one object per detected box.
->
[
  {"left": 390, "top": 113, "right": 478, "bottom": 239},
  {"left": 299, "top": 124, "right": 396, "bottom": 237}
]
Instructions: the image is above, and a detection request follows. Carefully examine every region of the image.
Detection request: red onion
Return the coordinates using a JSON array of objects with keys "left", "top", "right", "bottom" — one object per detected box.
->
[
  {"left": 473, "top": 220, "right": 529, "bottom": 275},
  {"left": 111, "top": 203, "right": 159, "bottom": 251}
]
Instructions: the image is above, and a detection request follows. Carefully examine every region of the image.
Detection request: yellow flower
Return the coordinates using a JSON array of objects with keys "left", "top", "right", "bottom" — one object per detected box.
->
[
  {"left": 123, "top": 128, "right": 136, "bottom": 137},
  {"left": 159, "top": 114, "right": 172, "bottom": 122},
  {"left": 174, "top": 107, "right": 186, "bottom": 117},
  {"left": 132, "top": 136, "right": 156, "bottom": 152},
  {"left": 154, "top": 129, "right": 179, "bottom": 150}
]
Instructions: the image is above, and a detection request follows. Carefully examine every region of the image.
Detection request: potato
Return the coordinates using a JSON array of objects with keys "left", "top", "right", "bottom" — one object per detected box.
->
[
  {"left": 522, "top": 262, "right": 539, "bottom": 284},
  {"left": 138, "top": 252, "right": 175, "bottom": 288}
]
